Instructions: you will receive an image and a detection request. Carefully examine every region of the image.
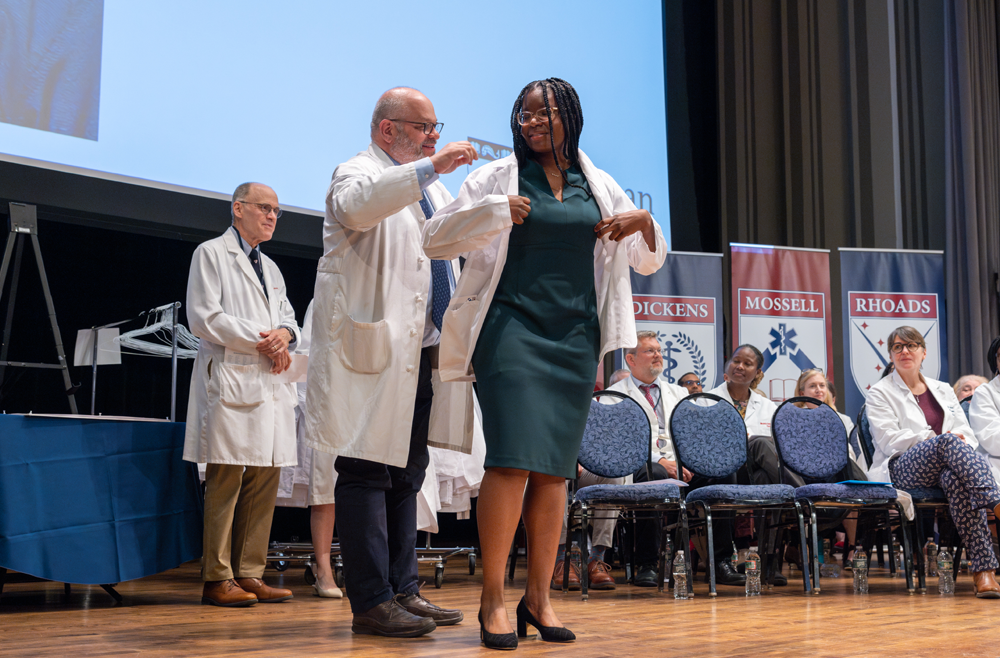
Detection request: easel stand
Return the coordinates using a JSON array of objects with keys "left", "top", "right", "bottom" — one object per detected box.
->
[{"left": 0, "top": 202, "right": 78, "bottom": 413}]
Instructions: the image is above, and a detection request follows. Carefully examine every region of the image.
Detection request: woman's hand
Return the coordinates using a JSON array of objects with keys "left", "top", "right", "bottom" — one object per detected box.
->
[
  {"left": 508, "top": 196, "right": 531, "bottom": 224},
  {"left": 594, "top": 209, "right": 656, "bottom": 250}
]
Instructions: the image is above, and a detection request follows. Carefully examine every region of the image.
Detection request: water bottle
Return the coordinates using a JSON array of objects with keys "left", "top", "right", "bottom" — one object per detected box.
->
[
  {"left": 924, "top": 538, "right": 938, "bottom": 577},
  {"left": 731, "top": 543, "right": 739, "bottom": 572},
  {"left": 852, "top": 547, "right": 869, "bottom": 594},
  {"left": 745, "top": 549, "right": 761, "bottom": 596},
  {"left": 937, "top": 549, "right": 955, "bottom": 595},
  {"left": 892, "top": 541, "right": 903, "bottom": 576},
  {"left": 673, "top": 550, "right": 689, "bottom": 600}
]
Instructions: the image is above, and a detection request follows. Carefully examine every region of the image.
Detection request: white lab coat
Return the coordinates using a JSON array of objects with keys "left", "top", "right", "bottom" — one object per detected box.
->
[
  {"left": 969, "top": 375, "right": 1000, "bottom": 482},
  {"left": 304, "top": 144, "right": 474, "bottom": 468},
  {"left": 607, "top": 377, "right": 689, "bottom": 462},
  {"left": 183, "top": 229, "right": 300, "bottom": 467},
  {"left": 421, "top": 151, "right": 668, "bottom": 382},
  {"left": 865, "top": 370, "right": 996, "bottom": 483},
  {"left": 705, "top": 383, "right": 777, "bottom": 438}
]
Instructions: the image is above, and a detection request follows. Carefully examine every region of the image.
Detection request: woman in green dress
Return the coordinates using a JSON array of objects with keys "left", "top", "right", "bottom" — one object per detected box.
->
[{"left": 422, "top": 78, "right": 666, "bottom": 649}]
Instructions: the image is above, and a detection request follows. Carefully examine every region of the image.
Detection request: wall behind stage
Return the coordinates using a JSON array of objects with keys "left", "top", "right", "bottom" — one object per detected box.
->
[{"left": 0, "top": 211, "right": 318, "bottom": 419}]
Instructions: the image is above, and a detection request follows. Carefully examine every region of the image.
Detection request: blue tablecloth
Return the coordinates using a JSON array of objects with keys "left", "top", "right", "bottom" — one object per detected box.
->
[{"left": 0, "top": 415, "right": 202, "bottom": 585}]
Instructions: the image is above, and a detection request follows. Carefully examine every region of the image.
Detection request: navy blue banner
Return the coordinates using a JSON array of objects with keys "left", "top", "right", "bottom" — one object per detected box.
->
[
  {"left": 628, "top": 252, "right": 725, "bottom": 389},
  {"left": 839, "top": 249, "right": 947, "bottom": 420}
]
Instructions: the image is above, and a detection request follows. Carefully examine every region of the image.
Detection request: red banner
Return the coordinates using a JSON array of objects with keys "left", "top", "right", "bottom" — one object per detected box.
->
[{"left": 731, "top": 245, "right": 833, "bottom": 404}]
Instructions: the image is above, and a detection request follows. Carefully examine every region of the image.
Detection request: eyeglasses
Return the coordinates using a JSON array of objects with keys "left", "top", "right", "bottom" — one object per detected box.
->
[
  {"left": 238, "top": 201, "right": 282, "bottom": 219},
  {"left": 890, "top": 342, "right": 922, "bottom": 354},
  {"left": 389, "top": 119, "right": 443, "bottom": 135},
  {"left": 679, "top": 379, "right": 701, "bottom": 387},
  {"left": 516, "top": 108, "right": 560, "bottom": 125}
]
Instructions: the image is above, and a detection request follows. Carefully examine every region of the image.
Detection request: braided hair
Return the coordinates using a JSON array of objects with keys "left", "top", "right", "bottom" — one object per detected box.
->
[{"left": 510, "top": 77, "right": 589, "bottom": 197}]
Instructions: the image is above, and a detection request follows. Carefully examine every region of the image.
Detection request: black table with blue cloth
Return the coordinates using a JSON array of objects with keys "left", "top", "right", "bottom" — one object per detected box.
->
[{"left": 0, "top": 414, "right": 202, "bottom": 588}]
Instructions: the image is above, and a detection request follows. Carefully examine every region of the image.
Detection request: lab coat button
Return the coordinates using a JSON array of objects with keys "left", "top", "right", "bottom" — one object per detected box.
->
[
  {"left": 410, "top": 329, "right": 418, "bottom": 337},
  {"left": 406, "top": 365, "right": 414, "bottom": 373}
]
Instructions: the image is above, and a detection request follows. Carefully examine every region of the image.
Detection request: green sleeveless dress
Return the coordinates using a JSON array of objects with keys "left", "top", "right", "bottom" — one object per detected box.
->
[{"left": 471, "top": 160, "right": 602, "bottom": 478}]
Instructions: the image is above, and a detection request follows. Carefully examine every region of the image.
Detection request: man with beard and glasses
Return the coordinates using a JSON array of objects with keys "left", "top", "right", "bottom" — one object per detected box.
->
[{"left": 304, "top": 87, "right": 482, "bottom": 638}]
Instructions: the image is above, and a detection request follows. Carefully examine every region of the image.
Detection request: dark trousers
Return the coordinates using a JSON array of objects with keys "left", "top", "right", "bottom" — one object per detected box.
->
[
  {"left": 334, "top": 348, "right": 433, "bottom": 614},
  {"left": 633, "top": 463, "right": 737, "bottom": 565}
]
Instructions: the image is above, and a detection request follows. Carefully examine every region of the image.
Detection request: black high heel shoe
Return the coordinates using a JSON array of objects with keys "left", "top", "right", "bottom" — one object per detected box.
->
[
  {"left": 515, "top": 597, "right": 575, "bottom": 643},
  {"left": 478, "top": 610, "right": 518, "bottom": 650}
]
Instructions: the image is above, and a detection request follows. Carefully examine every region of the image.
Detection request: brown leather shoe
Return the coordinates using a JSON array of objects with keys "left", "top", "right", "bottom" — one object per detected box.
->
[
  {"left": 587, "top": 560, "right": 617, "bottom": 590},
  {"left": 352, "top": 595, "right": 437, "bottom": 637},
  {"left": 973, "top": 570, "right": 1000, "bottom": 598},
  {"left": 202, "top": 579, "right": 257, "bottom": 607},
  {"left": 234, "top": 577, "right": 293, "bottom": 603},
  {"left": 397, "top": 591, "right": 463, "bottom": 625},
  {"left": 551, "top": 559, "right": 581, "bottom": 591}
]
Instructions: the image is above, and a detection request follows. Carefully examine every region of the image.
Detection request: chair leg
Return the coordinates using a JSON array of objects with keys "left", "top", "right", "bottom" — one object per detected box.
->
[
  {"left": 896, "top": 503, "right": 916, "bottom": 593},
  {"left": 681, "top": 505, "right": 694, "bottom": 596},
  {"left": 580, "top": 505, "right": 590, "bottom": 601},
  {"left": 509, "top": 521, "right": 520, "bottom": 582},
  {"left": 0, "top": 567, "right": 6, "bottom": 596},
  {"left": 562, "top": 510, "right": 573, "bottom": 592},
  {"left": 700, "top": 502, "right": 717, "bottom": 597},
  {"left": 808, "top": 502, "right": 822, "bottom": 593},
  {"left": 794, "top": 502, "right": 812, "bottom": 594}
]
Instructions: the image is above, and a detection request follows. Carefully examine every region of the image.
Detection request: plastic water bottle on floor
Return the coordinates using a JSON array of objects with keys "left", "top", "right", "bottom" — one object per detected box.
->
[
  {"left": 745, "top": 549, "right": 761, "bottom": 596},
  {"left": 923, "top": 538, "right": 938, "bottom": 577},
  {"left": 852, "top": 547, "right": 868, "bottom": 594},
  {"left": 937, "top": 549, "right": 954, "bottom": 595},
  {"left": 731, "top": 543, "right": 739, "bottom": 572},
  {"left": 673, "top": 550, "right": 689, "bottom": 600}
]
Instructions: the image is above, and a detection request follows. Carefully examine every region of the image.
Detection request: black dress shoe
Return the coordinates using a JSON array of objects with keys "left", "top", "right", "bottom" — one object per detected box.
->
[
  {"left": 398, "top": 591, "right": 463, "bottom": 625},
  {"left": 352, "top": 595, "right": 436, "bottom": 637},
  {"left": 516, "top": 597, "right": 575, "bottom": 643},
  {"left": 771, "top": 572, "right": 788, "bottom": 586},
  {"left": 633, "top": 564, "right": 659, "bottom": 587},
  {"left": 714, "top": 559, "right": 747, "bottom": 586}
]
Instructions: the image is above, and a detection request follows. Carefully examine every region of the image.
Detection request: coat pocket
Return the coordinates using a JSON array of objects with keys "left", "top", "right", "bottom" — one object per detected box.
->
[
  {"left": 217, "top": 363, "right": 267, "bottom": 407},
  {"left": 338, "top": 316, "right": 391, "bottom": 374}
]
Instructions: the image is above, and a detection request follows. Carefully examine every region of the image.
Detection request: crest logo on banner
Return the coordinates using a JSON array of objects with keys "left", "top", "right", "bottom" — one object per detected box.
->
[
  {"left": 848, "top": 292, "right": 940, "bottom": 394},
  {"left": 737, "top": 289, "right": 827, "bottom": 402},
  {"left": 633, "top": 295, "right": 718, "bottom": 389}
]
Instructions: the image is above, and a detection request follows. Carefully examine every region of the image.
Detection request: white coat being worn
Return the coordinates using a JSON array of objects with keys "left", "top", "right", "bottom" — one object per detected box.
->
[
  {"left": 968, "top": 375, "right": 1000, "bottom": 483},
  {"left": 608, "top": 377, "right": 689, "bottom": 463},
  {"left": 421, "top": 151, "right": 667, "bottom": 381},
  {"left": 183, "top": 229, "right": 300, "bottom": 467},
  {"left": 865, "top": 370, "right": 997, "bottom": 483},
  {"left": 704, "top": 383, "right": 777, "bottom": 438},
  {"left": 304, "top": 144, "right": 474, "bottom": 468}
]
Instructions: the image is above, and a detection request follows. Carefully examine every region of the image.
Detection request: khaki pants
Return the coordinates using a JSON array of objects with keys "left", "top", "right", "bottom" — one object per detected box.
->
[
  {"left": 561, "top": 468, "right": 626, "bottom": 549},
  {"left": 202, "top": 463, "right": 281, "bottom": 582}
]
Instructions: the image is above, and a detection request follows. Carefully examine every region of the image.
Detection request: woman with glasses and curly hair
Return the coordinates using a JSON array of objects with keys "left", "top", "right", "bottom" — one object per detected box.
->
[
  {"left": 423, "top": 78, "right": 666, "bottom": 648},
  {"left": 867, "top": 326, "right": 1000, "bottom": 598}
]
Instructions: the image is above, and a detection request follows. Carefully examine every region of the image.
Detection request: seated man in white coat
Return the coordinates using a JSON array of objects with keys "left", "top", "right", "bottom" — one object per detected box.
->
[
  {"left": 184, "top": 182, "right": 300, "bottom": 607},
  {"left": 606, "top": 330, "right": 692, "bottom": 587}
]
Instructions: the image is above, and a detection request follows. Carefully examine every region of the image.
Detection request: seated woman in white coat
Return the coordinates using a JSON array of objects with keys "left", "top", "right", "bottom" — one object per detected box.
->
[
  {"left": 969, "top": 336, "right": 1000, "bottom": 485},
  {"left": 867, "top": 326, "right": 1000, "bottom": 598}
]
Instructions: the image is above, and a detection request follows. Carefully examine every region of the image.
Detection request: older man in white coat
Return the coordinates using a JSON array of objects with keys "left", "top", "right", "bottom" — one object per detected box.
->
[
  {"left": 304, "top": 88, "right": 480, "bottom": 638},
  {"left": 184, "top": 182, "right": 300, "bottom": 607}
]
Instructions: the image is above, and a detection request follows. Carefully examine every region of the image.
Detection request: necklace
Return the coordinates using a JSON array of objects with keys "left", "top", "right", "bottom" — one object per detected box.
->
[{"left": 546, "top": 169, "right": 562, "bottom": 178}]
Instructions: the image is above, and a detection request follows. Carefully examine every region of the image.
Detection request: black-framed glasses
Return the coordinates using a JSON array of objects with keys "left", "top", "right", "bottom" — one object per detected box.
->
[
  {"left": 516, "top": 108, "right": 560, "bottom": 125},
  {"left": 238, "top": 201, "right": 282, "bottom": 219},
  {"left": 389, "top": 119, "right": 443, "bottom": 135},
  {"left": 679, "top": 378, "right": 702, "bottom": 387},
  {"left": 890, "top": 342, "right": 922, "bottom": 354}
]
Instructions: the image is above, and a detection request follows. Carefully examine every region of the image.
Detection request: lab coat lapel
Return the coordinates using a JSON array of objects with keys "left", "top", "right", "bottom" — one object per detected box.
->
[{"left": 224, "top": 229, "right": 269, "bottom": 308}]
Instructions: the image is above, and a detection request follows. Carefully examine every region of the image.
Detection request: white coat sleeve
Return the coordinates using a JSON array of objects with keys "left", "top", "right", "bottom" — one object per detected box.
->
[
  {"left": 604, "top": 172, "right": 667, "bottom": 275},
  {"left": 328, "top": 160, "right": 423, "bottom": 232},
  {"left": 941, "top": 386, "right": 978, "bottom": 447},
  {"left": 422, "top": 174, "right": 512, "bottom": 259},
  {"left": 275, "top": 273, "right": 300, "bottom": 345},
  {"left": 865, "top": 384, "right": 933, "bottom": 457},
  {"left": 971, "top": 390, "right": 1000, "bottom": 455},
  {"left": 186, "top": 244, "right": 267, "bottom": 353}
]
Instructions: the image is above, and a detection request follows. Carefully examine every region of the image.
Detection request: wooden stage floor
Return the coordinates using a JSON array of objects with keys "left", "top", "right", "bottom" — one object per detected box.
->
[{"left": 1, "top": 557, "right": 995, "bottom": 657}]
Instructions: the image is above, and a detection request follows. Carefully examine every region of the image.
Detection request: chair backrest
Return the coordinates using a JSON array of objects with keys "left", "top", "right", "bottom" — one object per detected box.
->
[
  {"left": 856, "top": 403, "right": 875, "bottom": 469},
  {"left": 577, "top": 390, "right": 651, "bottom": 479},
  {"left": 668, "top": 392, "right": 748, "bottom": 479},
  {"left": 961, "top": 397, "right": 972, "bottom": 422},
  {"left": 848, "top": 425, "right": 862, "bottom": 463},
  {"left": 771, "top": 397, "right": 849, "bottom": 481}
]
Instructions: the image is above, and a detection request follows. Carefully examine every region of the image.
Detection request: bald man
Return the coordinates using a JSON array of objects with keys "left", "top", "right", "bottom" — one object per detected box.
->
[{"left": 304, "top": 88, "right": 478, "bottom": 637}]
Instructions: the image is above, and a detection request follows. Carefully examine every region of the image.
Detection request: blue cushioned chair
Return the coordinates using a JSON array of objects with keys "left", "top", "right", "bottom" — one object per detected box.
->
[
  {"left": 669, "top": 393, "right": 802, "bottom": 596},
  {"left": 772, "top": 397, "right": 913, "bottom": 593},
  {"left": 562, "top": 390, "right": 683, "bottom": 599}
]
